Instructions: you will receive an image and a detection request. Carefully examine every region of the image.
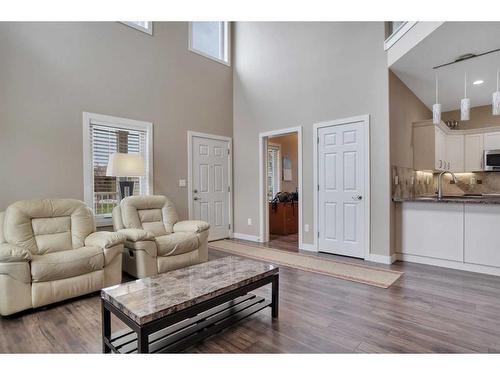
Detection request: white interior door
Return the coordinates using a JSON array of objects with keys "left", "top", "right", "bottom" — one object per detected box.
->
[
  {"left": 317, "top": 121, "right": 366, "bottom": 258},
  {"left": 191, "top": 135, "right": 230, "bottom": 241}
]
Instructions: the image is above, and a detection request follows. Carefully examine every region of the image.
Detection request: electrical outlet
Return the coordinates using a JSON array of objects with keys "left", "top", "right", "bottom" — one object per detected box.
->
[
  {"left": 247, "top": 218, "right": 252, "bottom": 226},
  {"left": 178, "top": 179, "right": 186, "bottom": 187},
  {"left": 470, "top": 176, "right": 476, "bottom": 185},
  {"left": 304, "top": 224, "right": 310, "bottom": 232}
]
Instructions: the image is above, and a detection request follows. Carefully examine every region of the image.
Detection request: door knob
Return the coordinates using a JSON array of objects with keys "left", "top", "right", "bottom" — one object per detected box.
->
[
  {"left": 193, "top": 189, "right": 198, "bottom": 193},
  {"left": 352, "top": 195, "right": 362, "bottom": 200},
  {"left": 193, "top": 196, "right": 199, "bottom": 201}
]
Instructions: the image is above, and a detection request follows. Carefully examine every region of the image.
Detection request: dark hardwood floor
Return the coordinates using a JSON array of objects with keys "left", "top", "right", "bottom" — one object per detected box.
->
[
  {"left": 2, "top": 240, "right": 500, "bottom": 353},
  {"left": 266, "top": 233, "right": 299, "bottom": 252}
]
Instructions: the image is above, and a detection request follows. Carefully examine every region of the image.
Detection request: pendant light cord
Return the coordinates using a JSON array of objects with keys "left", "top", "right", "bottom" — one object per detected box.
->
[
  {"left": 435, "top": 72, "right": 439, "bottom": 103},
  {"left": 464, "top": 72, "right": 467, "bottom": 98}
]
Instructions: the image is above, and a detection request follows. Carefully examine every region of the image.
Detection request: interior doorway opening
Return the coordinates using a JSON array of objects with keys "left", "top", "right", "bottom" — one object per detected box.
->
[{"left": 259, "top": 127, "right": 303, "bottom": 252}]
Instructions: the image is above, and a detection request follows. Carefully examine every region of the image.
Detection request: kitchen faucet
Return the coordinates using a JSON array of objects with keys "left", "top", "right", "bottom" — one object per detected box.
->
[{"left": 437, "top": 170, "right": 458, "bottom": 199}]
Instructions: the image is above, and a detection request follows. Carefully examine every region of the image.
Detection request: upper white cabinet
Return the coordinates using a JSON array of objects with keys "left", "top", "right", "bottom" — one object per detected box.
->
[
  {"left": 445, "top": 134, "right": 464, "bottom": 172},
  {"left": 484, "top": 131, "right": 500, "bottom": 150},
  {"left": 413, "top": 120, "right": 500, "bottom": 172},
  {"left": 464, "top": 134, "right": 484, "bottom": 171},
  {"left": 413, "top": 124, "right": 447, "bottom": 171}
]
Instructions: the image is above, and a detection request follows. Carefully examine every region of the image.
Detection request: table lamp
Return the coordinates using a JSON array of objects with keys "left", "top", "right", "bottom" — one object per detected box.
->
[{"left": 106, "top": 153, "right": 145, "bottom": 200}]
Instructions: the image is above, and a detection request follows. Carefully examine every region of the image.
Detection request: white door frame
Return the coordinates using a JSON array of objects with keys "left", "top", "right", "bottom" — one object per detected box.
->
[
  {"left": 187, "top": 131, "right": 233, "bottom": 238},
  {"left": 313, "top": 115, "right": 371, "bottom": 259},
  {"left": 258, "top": 126, "right": 304, "bottom": 249}
]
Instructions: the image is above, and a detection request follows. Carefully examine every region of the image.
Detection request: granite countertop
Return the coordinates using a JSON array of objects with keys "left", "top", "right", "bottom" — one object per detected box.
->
[
  {"left": 393, "top": 195, "right": 500, "bottom": 204},
  {"left": 101, "top": 256, "right": 278, "bottom": 325}
]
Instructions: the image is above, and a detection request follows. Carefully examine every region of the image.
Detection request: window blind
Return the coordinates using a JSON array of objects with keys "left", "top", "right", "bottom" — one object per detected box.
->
[
  {"left": 267, "top": 145, "right": 280, "bottom": 201},
  {"left": 90, "top": 122, "right": 148, "bottom": 216}
]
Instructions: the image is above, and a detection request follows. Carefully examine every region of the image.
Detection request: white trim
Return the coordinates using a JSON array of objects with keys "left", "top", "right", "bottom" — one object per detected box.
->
[
  {"left": 258, "top": 127, "right": 303, "bottom": 249},
  {"left": 187, "top": 131, "right": 233, "bottom": 239},
  {"left": 188, "top": 22, "right": 231, "bottom": 67},
  {"left": 299, "top": 243, "right": 316, "bottom": 252},
  {"left": 313, "top": 115, "right": 371, "bottom": 260},
  {"left": 396, "top": 253, "right": 500, "bottom": 277},
  {"left": 120, "top": 21, "right": 153, "bottom": 36},
  {"left": 83, "top": 112, "right": 153, "bottom": 227},
  {"left": 366, "top": 253, "right": 396, "bottom": 265},
  {"left": 384, "top": 21, "right": 417, "bottom": 51},
  {"left": 232, "top": 232, "right": 261, "bottom": 242}
]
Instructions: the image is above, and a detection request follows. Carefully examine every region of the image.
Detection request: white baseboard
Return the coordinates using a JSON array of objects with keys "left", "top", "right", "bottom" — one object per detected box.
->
[
  {"left": 365, "top": 253, "right": 396, "bottom": 265},
  {"left": 396, "top": 253, "right": 500, "bottom": 277},
  {"left": 299, "top": 243, "right": 316, "bottom": 252},
  {"left": 232, "top": 232, "right": 261, "bottom": 242}
]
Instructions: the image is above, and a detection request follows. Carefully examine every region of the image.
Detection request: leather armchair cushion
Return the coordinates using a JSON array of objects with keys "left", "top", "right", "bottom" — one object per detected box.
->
[
  {"left": 173, "top": 220, "right": 210, "bottom": 233},
  {"left": 155, "top": 233, "right": 199, "bottom": 257},
  {"left": 118, "top": 228, "right": 155, "bottom": 242},
  {"left": 3, "top": 199, "right": 95, "bottom": 254},
  {"left": 124, "top": 240, "right": 157, "bottom": 258},
  {"left": 0, "top": 211, "right": 5, "bottom": 243},
  {"left": 85, "top": 231, "right": 125, "bottom": 249},
  {"left": 119, "top": 195, "right": 179, "bottom": 235},
  {"left": 0, "top": 243, "right": 31, "bottom": 263},
  {"left": 31, "top": 246, "right": 104, "bottom": 282},
  {"left": 0, "top": 262, "right": 31, "bottom": 283}
]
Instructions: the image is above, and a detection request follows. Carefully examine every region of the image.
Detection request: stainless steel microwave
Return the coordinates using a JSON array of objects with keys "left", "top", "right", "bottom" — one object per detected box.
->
[{"left": 484, "top": 149, "right": 500, "bottom": 171}]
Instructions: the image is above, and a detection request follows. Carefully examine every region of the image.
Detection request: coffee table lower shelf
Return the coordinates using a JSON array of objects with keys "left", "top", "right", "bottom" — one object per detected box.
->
[{"left": 104, "top": 294, "right": 272, "bottom": 354}]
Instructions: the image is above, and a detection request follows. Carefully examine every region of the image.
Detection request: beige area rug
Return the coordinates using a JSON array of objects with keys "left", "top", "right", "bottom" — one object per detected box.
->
[{"left": 209, "top": 240, "right": 403, "bottom": 288}]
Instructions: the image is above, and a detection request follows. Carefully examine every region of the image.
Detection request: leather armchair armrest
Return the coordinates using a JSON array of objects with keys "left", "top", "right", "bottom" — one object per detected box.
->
[
  {"left": 118, "top": 229, "right": 155, "bottom": 242},
  {"left": 173, "top": 220, "right": 210, "bottom": 233},
  {"left": 0, "top": 243, "right": 31, "bottom": 263},
  {"left": 85, "top": 231, "right": 126, "bottom": 249}
]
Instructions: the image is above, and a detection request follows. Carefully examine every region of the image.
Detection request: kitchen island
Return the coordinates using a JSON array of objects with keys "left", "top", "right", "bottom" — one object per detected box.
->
[{"left": 394, "top": 196, "right": 500, "bottom": 276}]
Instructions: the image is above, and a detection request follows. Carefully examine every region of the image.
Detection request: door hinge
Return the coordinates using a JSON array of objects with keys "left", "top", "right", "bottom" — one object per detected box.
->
[
  {"left": 228, "top": 186, "right": 231, "bottom": 192},
  {"left": 317, "top": 137, "right": 319, "bottom": 144},
  {"left": 227, "top": 148, "right": 230, "bottom": 155},
  {"left": 228, "top": 224, "right": 231, "bottom": 230},
  {"left": 317, "top": 231, "right": 320, "bottom": 238},
  {"left": 317, "top": 184, "right": 320, "bottom": 191}
]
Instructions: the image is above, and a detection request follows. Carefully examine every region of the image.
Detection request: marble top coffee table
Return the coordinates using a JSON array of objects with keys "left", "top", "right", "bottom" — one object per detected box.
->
[{"left": 101, "top": 256, "right": 279, "bottom": 353}]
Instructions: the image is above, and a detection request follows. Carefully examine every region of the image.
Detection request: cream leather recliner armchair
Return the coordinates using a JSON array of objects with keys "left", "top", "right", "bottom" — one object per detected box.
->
[
  {"left": 0, "top": 199, "right": 125, "bottom": 316},
  {"left": 112, "top": 195, "right": 209, "bottom": 278}
]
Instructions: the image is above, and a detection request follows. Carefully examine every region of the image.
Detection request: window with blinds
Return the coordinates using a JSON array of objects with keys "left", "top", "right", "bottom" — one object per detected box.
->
[
  {"left": 84, "top": 113, "right": 152, "bottom": 224},
  {"left": 267, "top": 144, "right": 281, "bottom": 201}
]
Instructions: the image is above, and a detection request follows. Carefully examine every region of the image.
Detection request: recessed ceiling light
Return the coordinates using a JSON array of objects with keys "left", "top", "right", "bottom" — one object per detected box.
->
[{"left": 473, "top": 80, "right": 484, "bottom": 85}]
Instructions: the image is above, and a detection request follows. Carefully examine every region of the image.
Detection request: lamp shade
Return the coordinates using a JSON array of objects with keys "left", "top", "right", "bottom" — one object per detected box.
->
[{"left": 106, "top": 153, "right": 145, "bottom": 177}]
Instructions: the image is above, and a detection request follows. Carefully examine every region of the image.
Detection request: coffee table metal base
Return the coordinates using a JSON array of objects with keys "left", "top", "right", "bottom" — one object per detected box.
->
[{"left": 102, "top": 273, "right": 279, "bottom": 354}]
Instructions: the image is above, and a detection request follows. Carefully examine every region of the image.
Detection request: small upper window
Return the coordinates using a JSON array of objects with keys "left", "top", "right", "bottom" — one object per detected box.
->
[
  {"left": 189, "top": 22, "right": 230, "bottom": 66},
  {"left": 121, "top": 21, "right": 153, "bottom": 35}
]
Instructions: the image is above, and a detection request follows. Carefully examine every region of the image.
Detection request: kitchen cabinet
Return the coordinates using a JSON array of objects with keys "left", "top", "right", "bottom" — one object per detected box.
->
[
  {"left": 401, "top": 202, "right": 463, "bottom": 261},
  {"left": 445, "top": 134, "right": 464, "bottom": 172},
  {"left": 464, "top": 204, "right": 500, "bottom": 267},
  {"left": 484, "top": 131, "right": 500, "bottom": 150},
  {"left": 464, "top": 134, "right": 484, "bottom": 171},
  {"left": 269, "top": 202, "right": 298, "bottom": 235},
  {"left": 413, "top": 124, "right": 447, "bottom": 171},
  {"left": 398, "top": 201, "right": 500, "bottom": 275}
]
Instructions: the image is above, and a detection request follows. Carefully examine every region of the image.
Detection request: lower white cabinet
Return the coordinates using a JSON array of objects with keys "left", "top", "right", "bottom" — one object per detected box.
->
[
  {"left": 464, "top": 204, "right": 500, "bottom": 267},
  {"left": 401, "top": 202, "right": 463, "bottom": 261},
  {"left": 399, "top": 202, "right": 500, "bottom": 274}
]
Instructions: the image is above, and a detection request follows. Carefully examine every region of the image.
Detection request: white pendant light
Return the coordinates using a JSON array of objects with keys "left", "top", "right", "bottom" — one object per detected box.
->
[
  {"left": 461, "top": 72, "right": 470, "bottom": 121},
  {"left": 493, "top": 68, "right": 500, "bottom": 116},
  {"left": 432, "top": 72, "right": 441, "bottom": 125}
]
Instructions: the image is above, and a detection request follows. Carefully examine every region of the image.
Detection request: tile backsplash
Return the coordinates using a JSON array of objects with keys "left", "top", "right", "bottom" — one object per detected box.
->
[{"left": 392, "top": 165, "right": 500, "bottom": 199}]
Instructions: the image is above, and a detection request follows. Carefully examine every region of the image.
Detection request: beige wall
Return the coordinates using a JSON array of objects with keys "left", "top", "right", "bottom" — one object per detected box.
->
[
  {"left": 269, "top": 133, "right": 298, "bottom": 193},
  {"left": 389, "top": 70, "right": 432, "bottom": 255},
  {"left": 233, "top": 22, "right": 391, "bottom": 255},
  {"left": 0, "top": 22, "right": 233, "bottom": 218},
  {"left": 389, "top": 70, "right": 432, "bottom": 169},
  {"left": 442, "top": 104, "right": 500, "bottom": 130}
]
